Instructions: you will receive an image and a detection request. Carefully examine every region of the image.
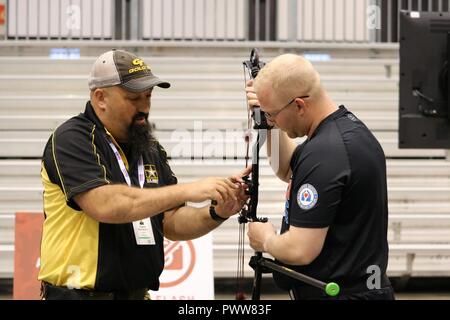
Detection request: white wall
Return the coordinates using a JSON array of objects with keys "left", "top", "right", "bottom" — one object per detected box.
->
[
  {"left": 5, "top": 0, "right": 372, "bottom": 41},
  {"left": 278, "top": 0, "right": 371, "bottom": 42},
  {"left": 141, "top": 0, "right": 245, "bottom": 40},
  {"left": 7, "top": 0, "right": 113, "bottom": 38}
]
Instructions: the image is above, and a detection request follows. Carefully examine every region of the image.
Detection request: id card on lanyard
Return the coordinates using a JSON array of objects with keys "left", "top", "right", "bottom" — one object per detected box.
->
[{"left": 108, "top": 140, "right": 156, "bottom": 246}]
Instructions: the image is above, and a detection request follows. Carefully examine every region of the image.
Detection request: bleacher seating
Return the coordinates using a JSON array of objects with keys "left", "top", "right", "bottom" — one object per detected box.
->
[{"left": 1, "top": 52, "right": 450, "bottom": 281}]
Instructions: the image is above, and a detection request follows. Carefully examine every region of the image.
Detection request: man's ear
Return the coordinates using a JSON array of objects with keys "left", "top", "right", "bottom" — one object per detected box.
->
[
  {"left": 295, "top": 98, "right": 306, "bottom": 116},
  {"left": 93, "top": 89, "right": 107, "bottom": 111}
]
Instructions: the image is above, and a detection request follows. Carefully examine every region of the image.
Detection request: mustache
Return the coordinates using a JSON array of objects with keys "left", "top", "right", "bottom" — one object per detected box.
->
[{"left": 133, "top": 112, "right": 149, "bottom": 121}]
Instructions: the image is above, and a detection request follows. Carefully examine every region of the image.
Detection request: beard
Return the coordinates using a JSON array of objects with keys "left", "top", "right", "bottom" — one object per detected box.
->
[{"left": 128, "top": 112, "right": 156, "bottom": 156}]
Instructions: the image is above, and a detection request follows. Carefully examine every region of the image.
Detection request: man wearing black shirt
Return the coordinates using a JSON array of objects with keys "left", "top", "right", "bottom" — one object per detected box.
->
[
  {"left": 246, "top": 54, "right": 394, "bottom": 300},
  {"left": 39, "top": 49, "right": 248, "bottom": 299}
]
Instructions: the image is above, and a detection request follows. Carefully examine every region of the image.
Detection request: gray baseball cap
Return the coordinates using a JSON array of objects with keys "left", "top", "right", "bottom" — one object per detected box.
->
[{"left": 88, "top": 49, "right": 170, "bottom": 92}]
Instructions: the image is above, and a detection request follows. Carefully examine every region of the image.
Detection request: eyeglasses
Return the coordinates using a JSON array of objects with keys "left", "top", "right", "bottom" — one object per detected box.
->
[{"left": 263, "top": 95, "right": 310, "bottom": 120}]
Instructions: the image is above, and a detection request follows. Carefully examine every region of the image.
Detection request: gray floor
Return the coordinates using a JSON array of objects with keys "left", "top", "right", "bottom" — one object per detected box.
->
[
  {"left": 2, "top": 292, "right": 450, "bottom": 300},
  {"left": 215, "top": 292, "right": 450, "bottom": 300}
]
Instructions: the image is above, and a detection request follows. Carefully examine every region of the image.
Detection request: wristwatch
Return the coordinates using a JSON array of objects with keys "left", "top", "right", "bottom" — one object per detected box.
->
[{"left": 209, "top": 205, "right": 228, "bottom": 223}]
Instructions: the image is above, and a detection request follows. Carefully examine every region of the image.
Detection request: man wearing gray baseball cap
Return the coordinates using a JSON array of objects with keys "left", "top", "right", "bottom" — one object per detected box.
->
[
  {"left": 38, "top": 49, "right": 249, "bottom": 299},
  {"left": 88, "top": 49, "right": 171, "bottom": 92}
]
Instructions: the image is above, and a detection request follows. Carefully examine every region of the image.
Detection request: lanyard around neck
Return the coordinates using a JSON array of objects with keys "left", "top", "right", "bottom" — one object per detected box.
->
[{"left": 107, "top": 140, "right": 144, "bottom": 188}]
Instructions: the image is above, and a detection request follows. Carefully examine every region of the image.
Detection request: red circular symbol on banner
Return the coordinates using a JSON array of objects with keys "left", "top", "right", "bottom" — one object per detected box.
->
[
  {"left": 0, "top": 5, "right": 5, "bottom": 25},
  {"left": 160, "top": 240, "right": 196, "bottom": 288}
]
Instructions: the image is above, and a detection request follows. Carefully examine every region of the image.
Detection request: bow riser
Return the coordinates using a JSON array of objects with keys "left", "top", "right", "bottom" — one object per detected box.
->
[{"left": 240, "top": 48, "right": 271, "bottom": 224}]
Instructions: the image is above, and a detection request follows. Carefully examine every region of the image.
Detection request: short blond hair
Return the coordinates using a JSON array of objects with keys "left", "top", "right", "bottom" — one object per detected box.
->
[{"left": 254, "top": 54, "right": 322, "bottom": 105}]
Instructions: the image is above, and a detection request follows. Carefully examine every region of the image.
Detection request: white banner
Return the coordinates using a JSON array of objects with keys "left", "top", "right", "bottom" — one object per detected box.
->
[{"left": 150, "top": 233, "right": 214, "bottom": 300}]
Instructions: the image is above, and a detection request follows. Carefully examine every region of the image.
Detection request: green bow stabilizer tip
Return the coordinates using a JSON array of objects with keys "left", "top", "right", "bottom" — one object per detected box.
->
[{"left": 325, "top": 282, "right": 340, "bottom": 296}]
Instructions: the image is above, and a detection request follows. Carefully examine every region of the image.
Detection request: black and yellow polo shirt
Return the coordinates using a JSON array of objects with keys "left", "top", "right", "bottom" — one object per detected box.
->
[{"left": 38, "top": 101, "right": 177, "bottom": 292}]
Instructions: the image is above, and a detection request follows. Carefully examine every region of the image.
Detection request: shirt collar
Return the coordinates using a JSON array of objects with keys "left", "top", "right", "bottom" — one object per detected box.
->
[
  {"left": 83, "top": 100, "right": 106, "bottom": 130},
  {"left": 309, "top": 105, "right": 348, "bottom": 140}
]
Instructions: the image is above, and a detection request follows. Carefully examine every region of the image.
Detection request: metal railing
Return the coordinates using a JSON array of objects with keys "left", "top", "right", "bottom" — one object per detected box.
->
[{"left": 1, "top": 0, "right": 450, "bottom": 43}]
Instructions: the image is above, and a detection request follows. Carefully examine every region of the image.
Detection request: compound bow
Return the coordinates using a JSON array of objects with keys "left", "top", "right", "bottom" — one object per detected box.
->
[{"left": 235, "top": 48, "right": 270, "bottom": 300}]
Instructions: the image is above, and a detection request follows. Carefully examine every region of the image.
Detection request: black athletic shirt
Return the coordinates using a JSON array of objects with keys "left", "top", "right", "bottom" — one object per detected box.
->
[
  {"left": 39, "top": 101, "right": 177, "bottom": 292},
  {"left": 274, "top": 106, "right": 390, "bottom": 294}
]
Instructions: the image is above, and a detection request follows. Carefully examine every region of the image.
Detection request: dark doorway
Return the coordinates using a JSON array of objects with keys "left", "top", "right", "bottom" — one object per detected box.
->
[{"left": 248, "top": 0, "right": 277, "bottom": 41}]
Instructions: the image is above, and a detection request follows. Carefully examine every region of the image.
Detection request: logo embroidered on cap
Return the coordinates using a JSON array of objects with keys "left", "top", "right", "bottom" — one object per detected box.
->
[
  {"left": 129, "top": 58, "right": 150, "bottom": 74},
  {"left": 297, "top": 184, "right": 318, "bottom": 210},
  {"left": 132, "top": 58, "right": 145, "bottom": 67}
]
